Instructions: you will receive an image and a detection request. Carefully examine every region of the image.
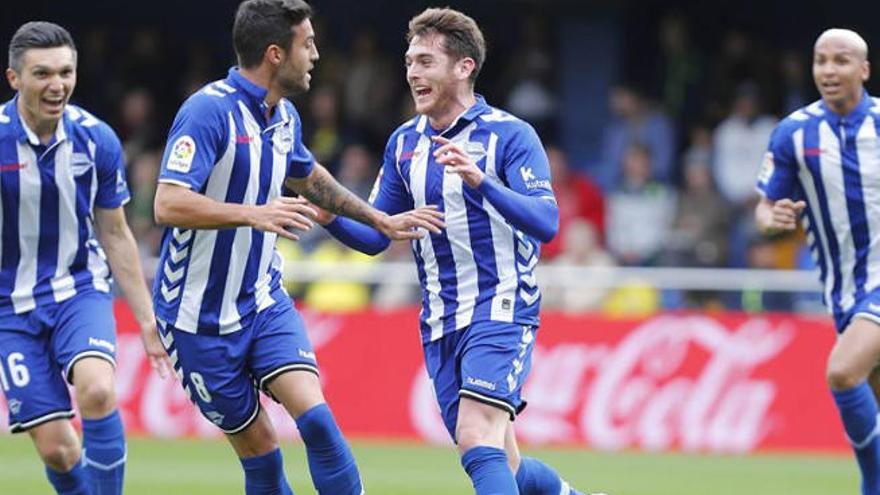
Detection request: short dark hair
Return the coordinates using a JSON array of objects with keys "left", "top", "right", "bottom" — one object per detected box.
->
[
  {"left": 407, "top": 8, "right": 486, "bottom": 85},
  {"left": 8, "top": 21, "right": 76, "bottom": 72},
  {"left": 233, "top": 0, "right": 312, "bottom": 69}
]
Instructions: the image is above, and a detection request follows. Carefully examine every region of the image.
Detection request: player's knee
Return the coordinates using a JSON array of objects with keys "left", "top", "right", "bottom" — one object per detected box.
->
[
  {"left": 76, "top": 380, "right": 117, "bottom": 415},
  {"left": 37, "top": 440, "right": 81, "bottom": 472},
  {"left": 826, "top": 360, "right": 864, "bottom": 391},
  {"left": 456, "top": 423, "right": 495, "bottom": 453}
]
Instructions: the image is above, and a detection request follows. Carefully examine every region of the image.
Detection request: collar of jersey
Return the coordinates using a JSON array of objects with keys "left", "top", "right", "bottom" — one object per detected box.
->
[
  {"left": 9, "top": 94, "right": 70, "bottom": 148},
  {"left": 417, "top": 94, "right": 491, "bottom": 137},
  {"left": 820, "top": 89, "right": 874, "bottom": 125},
  {"left": 226, "top": 67, "right": 291, "bottom": 130}
]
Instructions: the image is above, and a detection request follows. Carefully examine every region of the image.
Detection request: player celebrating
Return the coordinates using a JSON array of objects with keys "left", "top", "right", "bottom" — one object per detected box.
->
[
  {"left": 0, "top": 21, "right": 170, "bottom": 495},
  {"left": 312, "top": 8, "right": 587, "bottom": 495},
  {"left": 756, "top": 29, "right": 880, "bottom": 495},
  {"left": 152, "top": 1, "right": 441, "bottom": 494}
]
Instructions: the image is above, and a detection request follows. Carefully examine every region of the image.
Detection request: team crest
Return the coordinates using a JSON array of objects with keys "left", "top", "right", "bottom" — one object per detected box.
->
[
  {"left": 167, "top": 136, "right": 196, "bottom": 173},
  {"left": 275, "top": 123, "right": 294, "bottom": 154}
]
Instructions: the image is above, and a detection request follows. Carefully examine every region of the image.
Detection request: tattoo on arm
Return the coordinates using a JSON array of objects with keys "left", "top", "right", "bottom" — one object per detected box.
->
[{"left": 299, "top": 165, "right": 379, "bottom": 225}]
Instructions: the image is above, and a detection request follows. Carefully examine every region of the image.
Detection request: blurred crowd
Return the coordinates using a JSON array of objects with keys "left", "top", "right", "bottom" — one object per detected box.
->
[{"left": 5, "top": 12, "right": 859, "bottom": 316}]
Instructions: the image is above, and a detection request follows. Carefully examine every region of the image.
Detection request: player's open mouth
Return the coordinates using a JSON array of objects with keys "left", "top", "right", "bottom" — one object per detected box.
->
[
  {"left": 42, "top": 96, "right": 65, "bottom": 111},
  {"left": 414, "top": 87, "right": 432, "bottom": 98},
  {"left": 820, "top": 82, "right": 841, "bottom": 92}
]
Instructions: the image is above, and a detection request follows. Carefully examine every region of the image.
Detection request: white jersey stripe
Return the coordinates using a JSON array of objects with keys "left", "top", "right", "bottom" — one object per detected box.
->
[
  {"left": 175, "top": 112, "right": 237, "bottom": 333},
  {"left": 794, "top": 128, "right": 835, "bottom": 308},
  {"left": 484, "top": 133, "right": 516, "bottom": 322},
  {"left": 409, "top": 134, "right": 444, "bottom": 340},
  {"left": 52, "top": 141, "right": 78, "bottom": 301},
  {"left": 445, "top": 124, "right": 478, "bottom": 329},
  {"left": 818, "top": 120, "right": 855, "bottom": 310},
  {"left": 216, "top": 104, "right": 261, "bottom": 334},
  {"left": 858, "top": 116, "right": 880, "bottom": 293},
  {"left": 12, "top": 142, "right": 40, "bottom": 313}
]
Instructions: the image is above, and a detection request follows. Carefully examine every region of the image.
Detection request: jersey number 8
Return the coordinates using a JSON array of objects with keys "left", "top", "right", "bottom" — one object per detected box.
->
[
  {"left": 189, "top": 372, "right": 213, "bottom": 403},
  {"left": 0, "top": 353, "right": 30, "bottom": 391}
]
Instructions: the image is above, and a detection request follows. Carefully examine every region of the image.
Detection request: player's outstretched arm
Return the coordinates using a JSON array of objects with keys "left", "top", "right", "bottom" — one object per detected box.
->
[
  {"left": 94, "top": 207, "right": 174, "bottom": 379},
  {"left": 755, "top": 197, "right": 805, "bottom": 235},
  {"left": 309, "top": 203, "right": 444, "bottom": 255},
  {"left": 154, "top": 182, "right": 317, "bottom": 241},
  {"left": 285, "top": 163, "right": 444, "bottom": 241},
  {"left": 432, "top": 136, "right": 559, "bottom": 242}
]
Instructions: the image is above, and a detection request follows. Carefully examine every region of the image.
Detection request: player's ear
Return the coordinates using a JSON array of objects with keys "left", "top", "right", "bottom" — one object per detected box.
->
[
  {"left": 5, "top": 68, "right": 19, "bottom": 91},
  {"left": 265, "top": 44, "right": 284, "bottom": 68},
  {"left": 457, "top": 57, "right": 475, "bottom": 82},
  {"left": 863, "top": 60, "right": 870, "bottom": 82}
]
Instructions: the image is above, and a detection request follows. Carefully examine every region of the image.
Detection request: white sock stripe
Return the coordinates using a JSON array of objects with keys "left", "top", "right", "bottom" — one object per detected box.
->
[
  {"left": 849, "top": 413, "right": 880, "bottom": 450},
  {"left": 82, "top": 449, "right": 127, "bottom": 471}
]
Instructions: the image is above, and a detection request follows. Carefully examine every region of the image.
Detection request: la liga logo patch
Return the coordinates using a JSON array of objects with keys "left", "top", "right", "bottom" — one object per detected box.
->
[{"left": 167, "top": 135, "right": 196, "bottom": 173}]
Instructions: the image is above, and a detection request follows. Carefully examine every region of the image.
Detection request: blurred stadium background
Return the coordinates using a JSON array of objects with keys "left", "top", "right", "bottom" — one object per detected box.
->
[{"left": 3, "top": 0, "right": 880, "bottom": 493}]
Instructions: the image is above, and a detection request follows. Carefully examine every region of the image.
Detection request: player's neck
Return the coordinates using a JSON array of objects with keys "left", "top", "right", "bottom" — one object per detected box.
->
[
  {"left": 238, "top": 67, "right": 282, "bottom": 110},
  {"left": 16, "top": 100, "right": 59, "bottom": 145},
  {"left": 826, "top": 91, "right": 864, "bottom": 116},
  {"left": 427, "top": 90, "right": 476, "bottom": 130}
]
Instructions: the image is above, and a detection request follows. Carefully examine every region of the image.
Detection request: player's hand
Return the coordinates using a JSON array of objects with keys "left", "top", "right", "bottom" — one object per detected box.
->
[
  {"left": 139, "top": 319, "right": 174, "bottom": 380},
  {"left": 431, "top": 136, "right": 485, "bottom": 189},
  {"left": 250, "top": 197, "right": 318, "bottom": 241},
  {"left": 767, "top": 198, "right": 806, "bottom": 232},
  {"left": 375, "top": 205, "right": 446, "bottom": 240}
]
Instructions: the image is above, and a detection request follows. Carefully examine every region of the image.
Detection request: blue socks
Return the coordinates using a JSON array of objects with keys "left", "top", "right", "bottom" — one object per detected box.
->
[
  {"left": 82, "top": 409, "right": 126, "bottom": 495},
  {"left": 240, "top": 448, "right": 295, "bottom": 495},
  {"left": 832, "top": 382, "right": 880, "bottom": 495},
  {"left": 45, "top": 462, "right": 89, "bottom": 495},
  {"left": 461, "top": 446, "right": 518, "bottom": 495},
  {"left": 295, "top": 403, "right": 363, "bottom": 495}
]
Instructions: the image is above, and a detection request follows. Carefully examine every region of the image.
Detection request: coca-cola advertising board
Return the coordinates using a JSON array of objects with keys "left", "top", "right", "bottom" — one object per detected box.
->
[{"left": 0, "top": 301, "right": 847, "bottom": 453}]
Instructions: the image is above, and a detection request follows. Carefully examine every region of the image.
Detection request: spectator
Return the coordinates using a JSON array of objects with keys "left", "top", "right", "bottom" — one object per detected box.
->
[
  {"left": 606, "top": 143, "right": 676, "bottom": 266},
  {"left": 597, "top": 85, "right": 676, "bottom": 189},
  {"left": 542, "top": 145, "right": 605, "bottom": 259},
  {"left": 542, "top": 219, "right": 615, "bottom": 313}
]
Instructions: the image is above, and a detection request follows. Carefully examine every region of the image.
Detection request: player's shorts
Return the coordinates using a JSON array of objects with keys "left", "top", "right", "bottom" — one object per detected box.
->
[
  {"left": 158, "top": 289, "right": 318, "bottom": 434},
  {"left": 0, "top": 290, "right": 117, "bottom": 433},
  {"left": 836, "top": 286, "right": 880, "bottom": 333},
  {"left": 423, "top": 320, "right": 536, "bottom": 441}
]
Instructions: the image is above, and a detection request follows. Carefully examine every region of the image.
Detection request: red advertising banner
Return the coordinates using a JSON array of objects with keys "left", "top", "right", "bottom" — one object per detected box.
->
[{"left": 0, "top": 301, "right": 847, "bottom": 453}]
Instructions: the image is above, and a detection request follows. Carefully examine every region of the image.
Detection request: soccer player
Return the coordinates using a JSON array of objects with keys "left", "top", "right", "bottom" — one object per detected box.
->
[
  {"left": 151, "top": 1, "right": 441, "bottom": 494},
  {"left": 756, "top": 29, "right": 880, "bottom": 495},
  {"left": 0, "top": 22, "right": 170, "bottom": 495},
  {"left": 312, "top": 8, "right": 588, "bottom": 495}
]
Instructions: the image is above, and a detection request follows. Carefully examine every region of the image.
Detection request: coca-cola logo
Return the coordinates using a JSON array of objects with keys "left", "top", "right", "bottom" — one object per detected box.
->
[{"left": 410, "top": 315, "right": 795, "bottom": 453}]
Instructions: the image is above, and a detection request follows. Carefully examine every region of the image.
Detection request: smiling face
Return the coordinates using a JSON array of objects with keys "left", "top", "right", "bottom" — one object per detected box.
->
[
  {"left": 6, "top": 45, "right": 76, "bottom": 135},
  {"left": 813, "top": 30, "right": 869, "bottom": 115},
  {"left": 276, "top": 18, "right": 318, "bottom": 97},
  {"left": 405, "top": 32, "right": 473, "bottom": 122}
]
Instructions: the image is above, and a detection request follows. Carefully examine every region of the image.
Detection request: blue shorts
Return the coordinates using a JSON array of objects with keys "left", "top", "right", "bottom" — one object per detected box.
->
[
  {"left": 835, "top": 287, "right": 880, "bottom": 333},
  {"left": 424, "top": 320, "right": 536, "bottom": 441},
  {"left": 0, "top": 291, "right": 117, "bottom": 433},
  {"left": 158, "top": 292, "right": 318, "bottom": 434}
]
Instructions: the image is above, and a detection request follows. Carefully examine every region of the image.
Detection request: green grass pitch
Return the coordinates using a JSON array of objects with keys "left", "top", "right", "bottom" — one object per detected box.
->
[{"left": 0, "top": 435, "right": 858, "bottom": 494}]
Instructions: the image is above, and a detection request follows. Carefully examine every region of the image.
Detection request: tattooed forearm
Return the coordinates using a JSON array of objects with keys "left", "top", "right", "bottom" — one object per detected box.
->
[{"left": 286, "top": 164, "right": 380, "bottom": 226}]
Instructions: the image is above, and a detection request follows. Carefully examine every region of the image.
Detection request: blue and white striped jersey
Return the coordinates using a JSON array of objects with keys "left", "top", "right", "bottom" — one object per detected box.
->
[
  {"left": 153, "top": 68, "right": 314, "bottom": 335},
  {"left": 757, "top": 91, "right": 880, "bottom": 322},
  {"left": 372, "top": 96, "right": 554, "bottom": 343},
  {"left": 0, "top": 96, "right": 129, "bottom": 317}
]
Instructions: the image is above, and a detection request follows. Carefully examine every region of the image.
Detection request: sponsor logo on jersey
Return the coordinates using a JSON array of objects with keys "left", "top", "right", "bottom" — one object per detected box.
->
[
  {"left": 466, "top": 376, "right": 496, "bottom": 391},
  {"left": 89, "top": 337, "right": 116, "bottom": 353}
]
